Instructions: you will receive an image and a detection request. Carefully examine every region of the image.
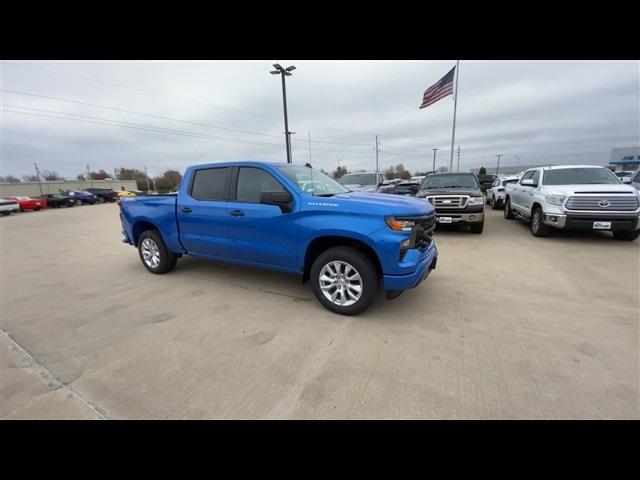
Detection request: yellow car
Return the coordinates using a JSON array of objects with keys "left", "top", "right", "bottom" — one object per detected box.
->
[{"left": 117, "top": 190, "right": 137, "bottom": 197}]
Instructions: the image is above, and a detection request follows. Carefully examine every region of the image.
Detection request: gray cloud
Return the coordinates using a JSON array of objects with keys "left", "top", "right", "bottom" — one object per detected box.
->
[{"left": 1, "top": 60, "right": 638, "bottom": 179}]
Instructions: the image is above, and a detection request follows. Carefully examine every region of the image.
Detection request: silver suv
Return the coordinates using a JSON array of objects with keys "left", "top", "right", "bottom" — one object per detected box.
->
[{"left": 503, "top": 165, "right": 640, "bottom": 241}]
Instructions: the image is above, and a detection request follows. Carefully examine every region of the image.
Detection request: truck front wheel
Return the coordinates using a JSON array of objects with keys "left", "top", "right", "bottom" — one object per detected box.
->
[
  {"left": 504, "top": 198, "right": 515, "bottom": 219},
  {"left": 138, "top": 230, "right": 178, "bottom": 274},
  {"left": 612, "top": 230, "right": 640, "bottom": 241},
  {"left": 310, "top": 247, "right": 378, "bottom": 316},
  {"left": 530, "top": 207, "right": 551, "bottom": 237},
  {"left": 470, "top": 220, "right": 484, "bottom": 234}
]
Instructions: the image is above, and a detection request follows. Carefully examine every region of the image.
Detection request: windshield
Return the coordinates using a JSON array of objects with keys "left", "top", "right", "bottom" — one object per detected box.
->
[
  {"left": 421, "top": 174, "right": 479, "bottom": 189},
  {"left": 276, "top": 165, "right": 349, "bottom": 196},
  {"left": 339, "top": 173, "right": 378, "bottom": 186},
  {"left": 503, "top": 179, "right": 519, "bottom": 186},
  {"left": 542, "top": 168, "right": 621, "bottom": 185}
]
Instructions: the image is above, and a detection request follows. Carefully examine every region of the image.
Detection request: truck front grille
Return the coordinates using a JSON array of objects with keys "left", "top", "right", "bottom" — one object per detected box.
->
[
  {"left": 426, "top": 195, "right": 469, "bottom": 209},
  {"left": 565, "top": 195, "right": 639, "bottom": 211},
  {"left": 412, "top": 214, "right": 436, "bottom": 250}
]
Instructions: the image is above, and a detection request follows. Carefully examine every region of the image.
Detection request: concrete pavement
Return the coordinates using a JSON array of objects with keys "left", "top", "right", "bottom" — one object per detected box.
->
[{"left": 1, "top": 203, "right": 638, "bottom": 419}]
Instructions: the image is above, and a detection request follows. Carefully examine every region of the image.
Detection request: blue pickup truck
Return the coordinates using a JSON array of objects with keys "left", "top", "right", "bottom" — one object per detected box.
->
[{"left": 119, "top": 162, "right": 438, "bottom": 315}]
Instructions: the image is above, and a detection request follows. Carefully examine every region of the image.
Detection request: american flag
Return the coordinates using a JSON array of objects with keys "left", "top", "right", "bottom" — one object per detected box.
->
[{"left": 419, "top": 66, "right": 455, "bottom": 109}]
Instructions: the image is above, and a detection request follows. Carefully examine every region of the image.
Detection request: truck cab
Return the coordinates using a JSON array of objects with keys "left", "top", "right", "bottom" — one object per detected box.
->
[
  {"left": 119, "top": 162, "right": 439, "bottom": 315},
  {"left": 338, "top": 172, "right": 389, "bottom": 193}
]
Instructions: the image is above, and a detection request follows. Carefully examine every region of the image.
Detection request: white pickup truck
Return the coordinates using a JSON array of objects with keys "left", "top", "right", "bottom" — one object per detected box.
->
[{"left": 503, "top": 165, "right": 640, "bottom": 241}]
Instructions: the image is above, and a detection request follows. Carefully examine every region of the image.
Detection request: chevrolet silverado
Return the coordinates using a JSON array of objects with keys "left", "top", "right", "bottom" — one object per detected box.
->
[{"left": 119, "top": 162, "right": 438, "bottom": 315}]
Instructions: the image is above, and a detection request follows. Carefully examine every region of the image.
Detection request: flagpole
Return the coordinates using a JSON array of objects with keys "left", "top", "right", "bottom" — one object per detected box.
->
[{"left": 449, "top": 60, "right": 460, "bottom": 172}]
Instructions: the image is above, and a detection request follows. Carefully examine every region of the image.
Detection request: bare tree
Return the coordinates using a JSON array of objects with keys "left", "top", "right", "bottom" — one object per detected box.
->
[
  {"left": 41, "top": 170, "right": 64, "bottom": 181},
  {"left": 0, "top": 175, "right": 21, "bottom": 183}
]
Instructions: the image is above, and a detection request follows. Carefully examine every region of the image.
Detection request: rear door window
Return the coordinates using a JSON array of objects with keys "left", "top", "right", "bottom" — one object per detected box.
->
[{"left": 190, "top": 167, "right": 229, "bottom": 201}]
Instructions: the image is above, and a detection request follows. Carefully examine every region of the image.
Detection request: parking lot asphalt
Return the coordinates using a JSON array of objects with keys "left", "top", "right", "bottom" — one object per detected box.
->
[{"left": 1, "top": 204, "right": 638, "bottom": 419}]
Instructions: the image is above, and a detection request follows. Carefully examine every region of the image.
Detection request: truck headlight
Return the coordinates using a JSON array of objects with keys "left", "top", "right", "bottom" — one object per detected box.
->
[
  {"left": 468, "top": 197, "right": 484, "bottom": 205},
  {"left": 386, "top": 216, "right": 415, "bottom": 232},
  {"left": 545, "top": 194, "right": 566, "bottom": 206}
]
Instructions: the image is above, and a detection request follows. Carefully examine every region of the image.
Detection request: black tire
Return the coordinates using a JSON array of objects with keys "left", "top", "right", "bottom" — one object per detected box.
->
[
  {"left": 504, "top": 197, "right": 515, "bottom": 219},
  {"left": 138, "top": 229, "right": 178, "bottom": 274},
  {"left": 491, "top": 195, "right": 500, "bottom": 210},
  {"left": 612, "top": 230, "right": 640, "bottom": 241},
  {"left": 35, "top": 207, "right": 41, "bottom": 211},
  {"left": 530, "top": 207, "right": 551, "bottom": 237},
  {"left": 470, "top": 220, "right": 484, "bottom": 234},
  {"left": 310, "top": 246, "right": 379, "bottom": 316},
  {"left": 485, "top": 195, "right": 491, "bottom": 205}
]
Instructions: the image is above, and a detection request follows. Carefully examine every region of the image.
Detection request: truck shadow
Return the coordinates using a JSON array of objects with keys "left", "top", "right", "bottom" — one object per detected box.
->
[
  {"left": 506, "top": 218, "right": 639, "bottom": 245},
  {"left": 174, "top": 255, "right": 312, "bottom": 301}
]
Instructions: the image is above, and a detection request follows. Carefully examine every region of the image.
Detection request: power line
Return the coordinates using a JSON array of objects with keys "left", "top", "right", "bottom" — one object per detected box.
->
[
  {"left": 2, "top": 104, "right": 375, "bottom": 155},
  {"left": 0, "top": 89, "right": 372, "bottom": 147},
  {"left": 3, "top": 62, "right": 374, "bottom": 138}
]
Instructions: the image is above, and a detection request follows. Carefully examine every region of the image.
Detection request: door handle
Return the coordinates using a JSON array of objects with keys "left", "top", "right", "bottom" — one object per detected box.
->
[
  {"left": 181, "top": 207, "right": 192, "bottom": 213},
  {"left": 229, "top": 210, "right": 245, "bottom": 217}
]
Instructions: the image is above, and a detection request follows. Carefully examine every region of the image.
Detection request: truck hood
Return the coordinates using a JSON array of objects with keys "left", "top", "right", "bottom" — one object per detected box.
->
[
  {"left": 417, "top": 188, "right": 482, "bottom": 197},
  {"left": 333, "top": 192, "right": 434, "bottom": 216},
  {"left": 541, "top": 184, "right": 639, "bottom": 195}
]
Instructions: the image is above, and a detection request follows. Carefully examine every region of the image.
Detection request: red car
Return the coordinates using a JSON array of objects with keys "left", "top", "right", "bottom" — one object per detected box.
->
[{"left": 7, "top": 196, "right": 47, "bottom": 211}]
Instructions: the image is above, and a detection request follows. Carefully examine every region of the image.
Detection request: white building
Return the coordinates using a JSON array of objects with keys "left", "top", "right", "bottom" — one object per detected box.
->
[{"left": 609, "top": 146, "right": 640, "bottom": 172}]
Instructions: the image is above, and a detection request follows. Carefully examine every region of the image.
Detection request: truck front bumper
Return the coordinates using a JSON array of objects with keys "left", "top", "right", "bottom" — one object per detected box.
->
[
  {"left": 435, "top": 212, "right": 484, "bottom": 224},
  {"left": 543, "top": 213, "right": 640, "bottom": 231},
  {"left": 383, "top": 243, "right": 438, "bottom": 291}
]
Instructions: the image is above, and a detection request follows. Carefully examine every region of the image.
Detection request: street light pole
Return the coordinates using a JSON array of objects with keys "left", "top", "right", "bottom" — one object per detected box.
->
[
  {"left": 432, "top": 148, "right": 439, "bottom": 173},
  {"left": 496, "top": 154, "right": 503, "bottom": 175},
  {"left": 270, "top": 64, "right": 296, "bottom": 163}
]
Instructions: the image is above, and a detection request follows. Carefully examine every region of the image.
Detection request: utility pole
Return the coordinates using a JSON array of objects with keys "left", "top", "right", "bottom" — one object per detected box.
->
[
  {"left": 86, "top": 164, "right": 94, "bottom": 188},
  {"left": 375, "top": 135, "right": 380, "bottom": 181},
  {"left": 270, "top": 64, "right": 296, "bottom": 163},
  {"left": 496, "top": 154, "right": 503, "bottom": 175},
  {"left": 456, "top": 145, "right": 461, "bottom": 172},
  {"left": 144, "top": 166, "right": 151, "bottom": 192},
  {"left": 308, "top": 130, "right": 312, "bottom": 164},
  {"left": 432, "top": 148, "right": 439, "bottom": 173},
  {"left": 449, "top": 60, "right": 460, "bottom": 172},
  {"left": 34, "top": 163, "right": 43, "bottom": 195}
]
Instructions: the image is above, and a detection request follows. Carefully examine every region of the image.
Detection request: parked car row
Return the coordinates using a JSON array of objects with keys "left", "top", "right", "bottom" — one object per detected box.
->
[{"left": 0, "top": 187, "right": 139, "bottom": 216}]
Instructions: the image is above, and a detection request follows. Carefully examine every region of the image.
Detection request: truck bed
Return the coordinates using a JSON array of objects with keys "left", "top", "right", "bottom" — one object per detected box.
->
[{"left": 119, "top": 195, "right": 183, "bottom": 252}]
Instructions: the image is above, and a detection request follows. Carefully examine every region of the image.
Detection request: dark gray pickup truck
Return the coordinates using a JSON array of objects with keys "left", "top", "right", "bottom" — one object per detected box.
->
[{"left": 415, "top": 173, "right": 485, "bottom": 233}]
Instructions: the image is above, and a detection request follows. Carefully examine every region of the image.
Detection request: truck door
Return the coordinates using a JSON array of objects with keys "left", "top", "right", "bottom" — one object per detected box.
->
[
  {"left": 512, "top": 170, "right": 534, "bottom": 212},
  {"left": 522, "top": 170, "right": 540, "bottom": 214},
  {"left": 177, "top": 166, "right": 231, "bottom": 257},
  {"left": 226, "top": 166, "right": 299, "bottom": 271}
]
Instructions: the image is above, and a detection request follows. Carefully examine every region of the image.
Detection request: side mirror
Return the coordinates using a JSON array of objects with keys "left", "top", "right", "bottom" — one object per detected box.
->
[
  {"left": 622, "top": 176, "right": 632, "bottom": 184},
  {"left": 260, "top": 190, "right": 293, "bottom": 213},
  {"left": 521, "top": 179, "right": 535, "bottom": 187}
]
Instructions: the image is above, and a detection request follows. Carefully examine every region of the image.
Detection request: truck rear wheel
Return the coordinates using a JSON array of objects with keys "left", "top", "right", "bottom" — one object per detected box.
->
[
  {"left": 310, "top": 247, "right": 378, "bottom": 316},
  {"left": 612, "top": 230, "right": 640, "bottom": 241},
  {"left": 138, "top": 230, "right": 178, "bottom": 274}
]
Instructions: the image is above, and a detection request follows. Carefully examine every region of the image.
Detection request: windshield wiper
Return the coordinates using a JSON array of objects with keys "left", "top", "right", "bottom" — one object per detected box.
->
[{"left": 315, "top": 193, "right": 336, "bottom": 197}]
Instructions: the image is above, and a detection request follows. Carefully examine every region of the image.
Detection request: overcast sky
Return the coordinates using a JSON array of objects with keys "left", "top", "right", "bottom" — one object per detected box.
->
[{"left": 1, "top": 60, "right": 638, "bottom": 179}]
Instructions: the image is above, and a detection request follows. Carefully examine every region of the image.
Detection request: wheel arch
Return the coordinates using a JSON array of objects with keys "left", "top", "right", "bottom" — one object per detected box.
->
[
  {"left": 132, "top": 220, "right": 160, "bottom": 246},
  {"left": 302, "top": 235, "right": 383, "bottom": 284}
]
